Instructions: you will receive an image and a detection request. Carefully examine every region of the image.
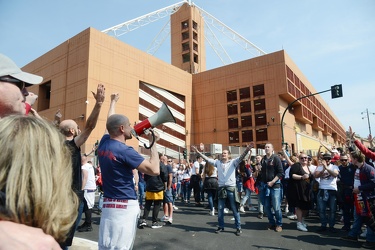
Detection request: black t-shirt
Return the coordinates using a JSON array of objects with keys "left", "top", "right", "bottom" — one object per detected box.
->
[{"left": 65, "top": 139, "right": 82, "bottom": 196}]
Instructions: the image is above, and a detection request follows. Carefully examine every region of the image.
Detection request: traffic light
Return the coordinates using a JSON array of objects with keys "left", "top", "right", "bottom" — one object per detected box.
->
[
  {"left": 183, "top": 150, "right": 187, "bottom": 159},
  {"left": 331, "top": 84, "right": 343, "bottom": 99}
]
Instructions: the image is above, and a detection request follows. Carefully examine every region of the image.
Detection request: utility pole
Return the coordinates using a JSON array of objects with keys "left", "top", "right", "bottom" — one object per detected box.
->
[{"left": 361, "top": 108, "right": 375, "bottom": 137}]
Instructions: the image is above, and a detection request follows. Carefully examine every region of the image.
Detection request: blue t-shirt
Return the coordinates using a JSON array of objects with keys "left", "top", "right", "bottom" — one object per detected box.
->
[{"left": 98, "top": 134, "right": 144, "bottom": 200}]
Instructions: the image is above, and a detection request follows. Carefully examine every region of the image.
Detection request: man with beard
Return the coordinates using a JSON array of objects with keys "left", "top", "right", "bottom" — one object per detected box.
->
[{"left": 59, "top": 83, "right": 105, "bottom": 249}]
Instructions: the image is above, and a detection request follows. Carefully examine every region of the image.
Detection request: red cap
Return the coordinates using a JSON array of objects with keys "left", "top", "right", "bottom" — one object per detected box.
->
[{"left": 331, "top": 154, "right": 340, "bottom": 163}]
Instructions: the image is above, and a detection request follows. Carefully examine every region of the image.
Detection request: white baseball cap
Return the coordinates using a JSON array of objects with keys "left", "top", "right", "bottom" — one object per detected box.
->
[{"left": 0, "top": 53, "right": 43, "bottom": 86}]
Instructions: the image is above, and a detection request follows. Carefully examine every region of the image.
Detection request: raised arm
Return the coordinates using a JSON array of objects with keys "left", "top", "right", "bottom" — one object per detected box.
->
[
  {"left": 319, "top": 141, "right": 332, "bottom": 154},
  {"left": 237, "top": 142, "right": 254, "bottom": 162},
  {"left": 104, "top": 93, "right": 119, "bottom": 134},
  {"left": 282, "top": 144, "right": 294, "bottom": 166},
  {"left": 74, "top": 84, "right": 105, "bottom": 147},
  {"left": 191, "top": 146, "right": 210, "bottom": 162},
  {"left": 350, "top": 126, "right": 375, "bottom": 161}
]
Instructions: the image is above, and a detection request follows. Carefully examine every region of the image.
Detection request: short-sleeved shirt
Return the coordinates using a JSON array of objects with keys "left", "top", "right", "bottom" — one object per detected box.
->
[
  {"left": 82, "top": 163, "right": 96, "bottom": 190},
  {"left": 316, "top": 164, "right": 339, "bottom": 191},
  {"left": 98, "top": 134, "right": 144, "bottom": 200}
]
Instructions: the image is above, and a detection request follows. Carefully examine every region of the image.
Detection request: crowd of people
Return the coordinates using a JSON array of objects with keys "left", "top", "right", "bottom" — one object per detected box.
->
[{"left": 1, "top": 52, "right": 375, "bottom": 249}]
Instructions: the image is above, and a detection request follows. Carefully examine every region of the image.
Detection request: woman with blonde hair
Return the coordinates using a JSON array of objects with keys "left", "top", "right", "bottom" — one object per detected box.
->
[{"left": 0, "top": 115, "right": 78, "bottom": 244}]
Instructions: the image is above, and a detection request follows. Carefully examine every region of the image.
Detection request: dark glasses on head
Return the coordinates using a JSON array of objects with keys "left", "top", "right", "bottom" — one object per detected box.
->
[{"left": 0, "top": 76, "right": 25, "bottom": 90}]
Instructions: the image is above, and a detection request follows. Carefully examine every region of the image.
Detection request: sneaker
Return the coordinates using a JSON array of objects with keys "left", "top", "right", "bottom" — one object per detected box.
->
[
  {"left": 360, "top": 228, "right": 367, "bottom": 238},
  {"left": 138, "top": 219, "right": 147, "bottom": 229},
  {"left": 167, "top": 217, "right": 173, "bottom": 224},
  {"left": 161, "top": 215, "right": 169, "bottom": 222},
  {"left": 173, "top": 205, "right": 178, "bottom": 210},
  {"left": 297, "top": 222, "right": 308, "bottom": 232},
  {"left": 257, "top": 213, "right": 263, "bottom": 219},
  {"left": 210, "top": 209, "right": 215, "bottom": 216},
  {"left": 235, "top": 228, "right": 242, "bottom": 236},
  {"left": 151, "top": 222, "right": 162, "bottom": 229},
  {"left": 363, "top": 241, "right": 375, "bottom": 249},
  {"left": 215, "top": 227, "right": 224, "bottom": 234},
  {"left": 341, "top": 235, "right": 358, "bottom": 242},
  {"left": 239, "top": 206, "right": 245, "bottom": 213},
  {"left": 287, "top": 214, "right": 297, "bottom": 220},
  {"left": 268, "top": 225, "right": 276, "bottom": 230},
  {"left": 249, "top": 207, "right": 257, "bottom": 211},
  {"left": 316, "top": 226, "right": 327, "bottom": 232},
  {"left": 77, "top": 222, "right": 88, "bottom": 231},
  {"left": 275, "top": 226, "right": 282, "bottom": 232},
  {"left": 224, "top": 208, "right": 229, "bottom": 214},
  {"left": 77, "top": 223, "right": 92, "bottom": 232}
]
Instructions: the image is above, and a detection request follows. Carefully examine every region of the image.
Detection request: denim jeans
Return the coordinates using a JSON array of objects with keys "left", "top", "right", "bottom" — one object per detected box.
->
[
  {"left": 218, "top": 189, "right": 241, "bottom": 229},
  {"left": 241, "top": 187, "right": 252, "bottom": 207},
  {"left": 317, "top": 189, "right": 337, "bottom": 228},
  {"left": 260, "top": 184, "right": 283, "bottom": 226},
  {"left": 138, "top": 182, "right": 145, "bottom": 207},
  {"left": 349, "top": 206, "right": 375, "bottom": 242},
  {"left": 206, "top": 189, "right": 216, "bottom": 211},
  {"left": 182, "top": 181, "right": 191, "bottom": 202}
]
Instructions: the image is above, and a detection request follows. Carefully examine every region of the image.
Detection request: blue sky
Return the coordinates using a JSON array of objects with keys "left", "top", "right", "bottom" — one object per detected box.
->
[{"left": 1, "top": 0, "right": 374, "bottom": 139}]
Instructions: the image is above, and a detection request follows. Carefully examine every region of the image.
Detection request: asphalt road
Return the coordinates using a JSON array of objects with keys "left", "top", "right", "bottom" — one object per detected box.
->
[{"left": 74, "top": 194, "right": 363, "bottom": 250}]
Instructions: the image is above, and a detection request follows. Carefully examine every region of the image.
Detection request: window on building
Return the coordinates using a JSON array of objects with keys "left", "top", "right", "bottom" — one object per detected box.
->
[
  {"left": 192, "top": 20, "right": 198, "bottom": 30},
  {"left": 182, "top": 42, "right": 189, "bottom": 52},
  {"left": 227, "top": 104, "right": 238, "bottom": 115},
  {"left": 226, "top": 90, "right": 237, "bottom": 102},
  {"left": 193, "top": 54, "right": 198, "bottom": 63},
  {"left": 255, "top": 113, "right": 267, "bottom": 126},
  {"left": 193, "top": 43, "right": 198, "bottom": 52},
  {"left": 193, "top": 32, "right": 198, "bottom": 41},
  {"left": 181, "top": 20, "right": 189, "bottom": 29},
  {"left": 38, "top": 80, "right": 51, "bottom": 111},
  {"left": 253, "top": 99, "right": 266, "bottom": 111},
  {"left": 242, "top": 130, "right": 253, "bottom": 142},
  {"left": 228, "top": 118, "right": 238, "bottom": 129},
  {"left": 253, "top": 84, "right": 265, "bottom": 97},
  {"left": 240, "top": 101, "right": 251, "bottom": 113},
  {"left": 229, "top": 131, "right": 239, "bottom": 143},
  {"left": 256, "top": 128, "right": 268, "bottom": 141},
  {"left": 239, "top": 87, "right": 250, "bottom": 99},
  {"left": 182, "top": 31, "right": 189, "bottom": 40},
  {"left": 241, "top": 115, "right": 252, "bottom": 127},
  {"left": 182, "top": 53, "right": 190, "bottom": 63}
]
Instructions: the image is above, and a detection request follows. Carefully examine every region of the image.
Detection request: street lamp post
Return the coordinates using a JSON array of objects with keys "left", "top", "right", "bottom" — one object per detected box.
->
[
  {"left": 281, "top": 85, "right": 343, "bottom": 146},
  {"left": 361, "top": 108, "right": 375, "bottom": 137}
]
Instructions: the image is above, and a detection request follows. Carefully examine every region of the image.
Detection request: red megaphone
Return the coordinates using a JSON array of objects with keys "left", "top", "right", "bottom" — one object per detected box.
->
[{"left": 131, "top": 102, "right": 176, "bottom": 148}]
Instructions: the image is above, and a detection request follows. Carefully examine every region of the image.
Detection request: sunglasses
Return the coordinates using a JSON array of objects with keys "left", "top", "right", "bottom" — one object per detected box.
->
[
  {"left": 300, "top": 157, "right": 308, "bottom": 160},
  {"left": 308, "top": 158, "right": 312, "bottom": 161},
  {"left": 0, "top": 76, "right": 25, "bottom": 90},
  {"left": 323, "top": 158, "right": 331, "bottom": 161},
  {"left": 340, "top": 159, "right": 348, "bottom": 162}
]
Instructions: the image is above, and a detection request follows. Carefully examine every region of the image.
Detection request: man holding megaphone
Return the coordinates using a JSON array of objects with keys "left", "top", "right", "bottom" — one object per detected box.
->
[{"left": 97, "top": 93, "right": 161, "bottom": 250}]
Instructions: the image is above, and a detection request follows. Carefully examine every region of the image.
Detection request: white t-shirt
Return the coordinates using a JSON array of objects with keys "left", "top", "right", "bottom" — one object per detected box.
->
[
  {"left": 192, "top": 161, "right": 201, "bottom": 175},
  {"left": 316, "top": 164, "right": 339, "bottom": 190},
  {"left": 353, "top": 168, "right": 362, "bottom": 199},
  {"left": 82, "top": 163, "right": 96, "bottom": 190}
]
